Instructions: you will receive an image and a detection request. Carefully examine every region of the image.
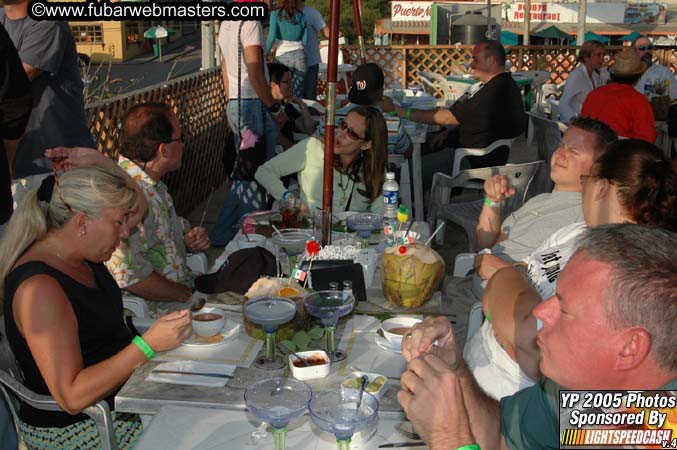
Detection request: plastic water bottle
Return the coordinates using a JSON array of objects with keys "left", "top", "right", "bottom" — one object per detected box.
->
[{"left": 383, "top": 172, "right": 399, "bottom": 245}]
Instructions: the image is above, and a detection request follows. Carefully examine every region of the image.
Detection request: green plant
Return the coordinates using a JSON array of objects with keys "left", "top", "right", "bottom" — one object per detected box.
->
[{"left": 305, "top": 0, "right": 388, "bottom": 43}]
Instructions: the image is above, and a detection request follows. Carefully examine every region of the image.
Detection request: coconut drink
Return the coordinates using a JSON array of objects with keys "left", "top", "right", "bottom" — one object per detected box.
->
[{"left": 381, "top": 244, "right": 445, "bottom": 308}]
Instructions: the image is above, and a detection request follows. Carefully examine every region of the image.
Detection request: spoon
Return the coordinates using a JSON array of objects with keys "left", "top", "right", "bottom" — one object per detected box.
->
[
  {"left": 241, "top": 224, "right": 251, "bottom": 242},
  {"left": 277, "top": 342, "right": 310, "bottom": 367},
  {"left": 355, "top": 375, "right": 369, "bottom": 413},
  {"left": 187, "top": 297, "right": 206, "bottom": 312}
]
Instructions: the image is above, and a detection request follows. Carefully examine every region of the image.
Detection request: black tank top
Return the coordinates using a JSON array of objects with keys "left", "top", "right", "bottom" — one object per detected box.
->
[{"left": 3, "top": 261, "right": 133, "bottom": 428}]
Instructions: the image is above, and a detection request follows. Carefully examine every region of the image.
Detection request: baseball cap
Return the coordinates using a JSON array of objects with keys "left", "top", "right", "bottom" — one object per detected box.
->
[{"left": 348, "top": 63, "right": 385, "bottom": 105}]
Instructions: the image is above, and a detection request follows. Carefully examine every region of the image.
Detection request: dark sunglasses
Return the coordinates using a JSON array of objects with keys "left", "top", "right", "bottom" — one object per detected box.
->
[
  {"left": 338, "top": 119, "right": 365, "bottom": 141},
  {"left": 638, "top": 45, "right": 654, "bottom": 51}
]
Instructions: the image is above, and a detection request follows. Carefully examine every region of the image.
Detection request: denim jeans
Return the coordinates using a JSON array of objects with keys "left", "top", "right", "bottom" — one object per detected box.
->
[
  {"left": 276, "top": 49, "right": 307, "bottom": 98},
  {"left": 210, "top": 99, "right": 278, "bottom": 246},
  {"left": 303, "top": 64, "right": 319, "bottom": 100}
]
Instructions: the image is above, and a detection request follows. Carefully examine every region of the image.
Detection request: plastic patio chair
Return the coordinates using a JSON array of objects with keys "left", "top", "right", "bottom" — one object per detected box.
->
[
  {"left": 0, "top": 321, "right": 118, "bottom": 450},
  {"left": 428, "top": 161, "right": 545, "bottom": 249},
  {"left": 451, "top": 138, "right": 517, "bottom": 178},
  {"left": 526, "top": 112, "right": 568, "bottom": 195}
]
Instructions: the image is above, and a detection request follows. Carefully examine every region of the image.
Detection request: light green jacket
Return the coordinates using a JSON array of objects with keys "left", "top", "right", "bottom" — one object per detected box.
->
[{"left": 255, "top": 137, "right": 384, "bottom": 214}]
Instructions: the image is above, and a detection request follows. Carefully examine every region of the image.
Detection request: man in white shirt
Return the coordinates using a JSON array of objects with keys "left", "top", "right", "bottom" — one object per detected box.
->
[
  {"left": 300, "top": 0, "right": 330, "bottom": 100},
  {"left": 633, "top": 35, "right": 677, "bottom": 100},
  {"left": 559, "top": 40, "right": 606, "bottom": 122}
]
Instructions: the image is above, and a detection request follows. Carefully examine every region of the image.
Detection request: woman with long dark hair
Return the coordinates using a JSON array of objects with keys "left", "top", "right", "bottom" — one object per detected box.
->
[{"left": 255, "top": 106, "right": 388, "bottom": 213}]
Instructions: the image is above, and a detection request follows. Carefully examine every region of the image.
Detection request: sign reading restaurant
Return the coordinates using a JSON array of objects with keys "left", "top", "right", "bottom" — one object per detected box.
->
[
  {"left": 506, "top": 2, "right": 667, "bottom": 25},
  {"left": 390, "top": 1, "right": 667, "bottom": 25}
]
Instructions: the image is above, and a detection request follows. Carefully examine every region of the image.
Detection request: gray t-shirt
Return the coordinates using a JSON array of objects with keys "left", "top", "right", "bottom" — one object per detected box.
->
[
  {"left": 303, "top": 6, "right": 326, "bottom": 67},
  {"left": 471, "top": 190, "right": 583, "bottom": 298},
  {"left": 0, "top": 13, "right": 94, "bottom": 178}
]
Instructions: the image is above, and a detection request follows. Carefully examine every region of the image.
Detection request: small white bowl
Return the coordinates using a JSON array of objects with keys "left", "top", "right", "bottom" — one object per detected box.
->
[
  {"left": 342, "top": 371, "right": 388, "bottom": 400},
  {"left": 380, "top": 317, "right": 422, "bottom": 348},
  {"left": 236, "top": 233, "right": 265, "bottom": 250},
  {"left": 289, "top": 350, "right": 330, "bottom": 380},
  {"left": 191, "top": 307, "right": 227, "bottom": 337}
]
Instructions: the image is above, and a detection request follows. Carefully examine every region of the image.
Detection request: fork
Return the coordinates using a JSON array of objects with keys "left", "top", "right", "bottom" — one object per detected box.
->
[{"left": 395, "top": 422, "right": 421, "bottom": 441}]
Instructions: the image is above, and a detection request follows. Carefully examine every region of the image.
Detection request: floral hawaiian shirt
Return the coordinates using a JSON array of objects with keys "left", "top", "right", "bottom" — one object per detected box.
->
[{"left": 105, "top": 155, "right": 194, "bottom": 291}]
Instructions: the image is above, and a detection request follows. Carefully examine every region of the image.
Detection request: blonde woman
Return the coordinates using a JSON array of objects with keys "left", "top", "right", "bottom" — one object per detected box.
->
[
  {"left": 0, "top": 160, "right": 192, "bottom": 449},
  {"left": 559, "top": 40, "right": 606, "bottom": 122}
]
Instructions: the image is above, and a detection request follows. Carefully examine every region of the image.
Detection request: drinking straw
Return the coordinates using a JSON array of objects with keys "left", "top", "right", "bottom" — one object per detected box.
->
[
  {"left": 425, "top": 223, "right": 445, "bottom": 246},
  {"left": 198, "top": 187, "right": 214, "bottom": 229}
]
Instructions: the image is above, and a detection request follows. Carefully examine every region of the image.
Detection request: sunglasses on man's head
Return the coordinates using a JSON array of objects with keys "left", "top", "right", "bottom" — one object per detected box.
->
[
  {"left": 638, "top": 45, "right": 654, "bottom": 51},
  {"left": 338, "top": 119, "right": 365, "bottom": 141}
]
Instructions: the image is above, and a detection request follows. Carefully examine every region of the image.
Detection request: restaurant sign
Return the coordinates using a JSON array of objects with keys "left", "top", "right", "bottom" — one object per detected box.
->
[
  {"left": 391, "top": 1, "right": 433, "bottom": 22},
  {"left": 505, "top": 2, "right": 667, "bottom": 25}
]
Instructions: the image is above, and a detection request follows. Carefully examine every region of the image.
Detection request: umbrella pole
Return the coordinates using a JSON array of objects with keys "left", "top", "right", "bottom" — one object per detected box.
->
[
  {"left": 351, "top": 0, "right": 367, "bottom": 64},
  {"left": 322, "top": 0, "right": 341, "bottom": 245},
  {"left": 159, "top": 39, "right": 163, "bottom": 62}
]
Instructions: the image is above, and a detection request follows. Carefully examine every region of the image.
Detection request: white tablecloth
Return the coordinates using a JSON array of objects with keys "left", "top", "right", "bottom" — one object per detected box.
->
[{"left": 135, "top": 405, "right": 429, "bottom": 450}]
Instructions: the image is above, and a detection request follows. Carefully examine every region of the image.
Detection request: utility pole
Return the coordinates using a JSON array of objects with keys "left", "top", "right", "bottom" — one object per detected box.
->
[
  {"left": 577, "top": 0, "right": 587, "bottom": 46},
  {"left": 201, "top": 20, "right": 216, "bottom": 70},
  {"left": 523, "top": 0, "right": 530, "bottom": 46}
]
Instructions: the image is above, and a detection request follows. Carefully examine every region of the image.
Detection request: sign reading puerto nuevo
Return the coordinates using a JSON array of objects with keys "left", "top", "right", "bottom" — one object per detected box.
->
[{"left": 391, "top": 1, "right": 433, "bottom": 22}]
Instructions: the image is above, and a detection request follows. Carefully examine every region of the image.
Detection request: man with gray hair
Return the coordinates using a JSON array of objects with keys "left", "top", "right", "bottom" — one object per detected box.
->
[
  {"left": 398, "top": 224, "right": 676, "bottom": 450},
  {"left": 633, "top": 35, "right": 677, "bottom": 100}
]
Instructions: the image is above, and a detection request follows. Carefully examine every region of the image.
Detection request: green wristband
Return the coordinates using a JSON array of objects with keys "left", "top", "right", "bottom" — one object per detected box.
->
[
  {"left": 133, "top": 336, "right": 155, "bottom": 361},
  {"left": 456, "top": 445, "right": 480, "bottom": 450},
  {"left": 405, "top": 108, "right": 413, "bottom": 120},
  {"left": 387, "top": 109, "right": 398, "bottom": 117},
  {"left": 484, "top": 197, "right": 501, "bottom": 208}
]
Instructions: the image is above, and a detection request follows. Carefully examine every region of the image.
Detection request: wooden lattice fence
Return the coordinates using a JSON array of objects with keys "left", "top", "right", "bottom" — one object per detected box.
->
[
  {"left": 339, "top": 44, "right": 677, "bottom": 95},
  {"left": 86, "top": 68, "right": 227, "bottom": 216}
]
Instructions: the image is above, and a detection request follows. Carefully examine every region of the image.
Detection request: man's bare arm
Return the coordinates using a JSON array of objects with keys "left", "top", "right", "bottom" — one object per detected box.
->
[
  {"left": 243, "top": 46, "right": 276, "bottom": 108},
  {"left": 124, "top": 272, "right": 192, "bottom": 303},
  {"left": 22, "top": 63, "right": 42, "bottom": 81}
]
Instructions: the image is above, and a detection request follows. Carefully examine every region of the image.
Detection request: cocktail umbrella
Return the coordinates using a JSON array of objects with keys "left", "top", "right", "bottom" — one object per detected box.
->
[
  {"left": 144, "top": 26, "right": 175, "bottom": 61},
  {"left": 351, "top": 0, "right": 367, "bottom": 64},
  {"left": 321, "top": 0, "right": 341, "bottom": 245}
]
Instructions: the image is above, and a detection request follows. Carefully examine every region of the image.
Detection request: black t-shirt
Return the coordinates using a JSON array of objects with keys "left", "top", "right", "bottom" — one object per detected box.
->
[
  {"left": 0, "top": 23, "right": 32, "bottom": 224},
  {"left": 450, "top": 72, "right": 526, "bottom": 150}
]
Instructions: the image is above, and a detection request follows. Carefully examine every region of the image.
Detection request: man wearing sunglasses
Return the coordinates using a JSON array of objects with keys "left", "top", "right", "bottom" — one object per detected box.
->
[{"left": 633, "top": 36, "right": 677, "bottom": 100}]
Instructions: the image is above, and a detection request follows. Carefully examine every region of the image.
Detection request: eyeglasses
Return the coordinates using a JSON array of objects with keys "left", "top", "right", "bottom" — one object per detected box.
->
[
  {"left": 338, "top": 119, "right": 365, "bottom": 141},
  {"left": 165, "top": 133, "right": 185, "bottom": 144},
  {"left": 638, "top": 45, "right": 654, "bottom": 51}
]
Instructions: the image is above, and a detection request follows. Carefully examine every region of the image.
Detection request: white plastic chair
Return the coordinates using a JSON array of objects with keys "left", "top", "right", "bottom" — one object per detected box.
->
[
  {"left": 526, "top": 112, "right": 568, "bottom": 195},
  {"left": 452, "top": 138, "right": 517, "bottom": 178},
  {"left": 513, "top": 70, "right": 551, "bottom": 113},
  {"left": 428, "top": 161, "right": 545, "bottom": 249},
  {"left": 0, "top": 321, "right": 119, "bottom": 450}
]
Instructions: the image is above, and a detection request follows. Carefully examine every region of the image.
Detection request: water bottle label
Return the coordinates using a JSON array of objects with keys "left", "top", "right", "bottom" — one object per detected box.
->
[{"left": 383, "top": 190, "right": 398, "bottom": 205}]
